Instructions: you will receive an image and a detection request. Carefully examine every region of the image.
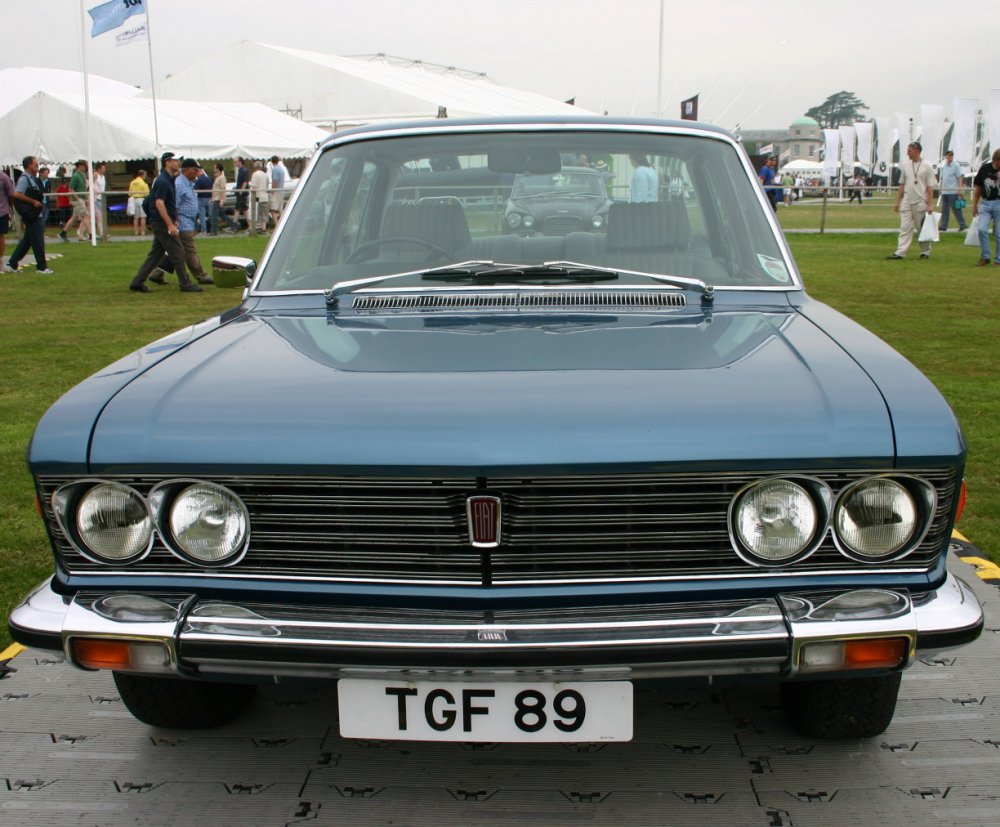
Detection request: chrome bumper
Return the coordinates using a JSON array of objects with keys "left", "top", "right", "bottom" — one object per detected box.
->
[{"left": 9, "top": 574, "right": 983, "bottom": 683}]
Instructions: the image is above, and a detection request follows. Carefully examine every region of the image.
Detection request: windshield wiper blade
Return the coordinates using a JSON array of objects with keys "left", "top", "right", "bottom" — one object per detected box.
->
[
  {"left": 539, "top": 261, "right": 714, "bottom": 300},
  {"left": 423, "top": 261, "right": 619, "bottom": 283},
  {"left": 326, "top": 261, "right": 498, "bottom": 304}
]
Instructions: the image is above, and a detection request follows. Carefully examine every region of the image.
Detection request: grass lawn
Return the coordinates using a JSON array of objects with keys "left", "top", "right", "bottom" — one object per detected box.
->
[{"left": 1, "top": 229, "right": 995, "bottom": 649}]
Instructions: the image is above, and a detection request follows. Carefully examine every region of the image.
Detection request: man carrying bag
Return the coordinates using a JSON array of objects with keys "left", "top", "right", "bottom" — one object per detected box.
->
[
  {"left": 887, "top": 141, "right": 936, "bottom": 260},
  {"left": 4, "top": 156, "right": 53, "bottom": 275}
]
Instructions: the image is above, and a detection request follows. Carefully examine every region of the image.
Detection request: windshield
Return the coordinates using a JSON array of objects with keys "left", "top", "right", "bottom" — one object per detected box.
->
[{"left": 256, "top": 130, "right": 793, "bottom": 292}]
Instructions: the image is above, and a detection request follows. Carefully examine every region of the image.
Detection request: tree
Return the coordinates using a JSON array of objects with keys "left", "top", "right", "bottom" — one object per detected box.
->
[{"left": 805, "top": 91, "right": 869, "bottom": 128}]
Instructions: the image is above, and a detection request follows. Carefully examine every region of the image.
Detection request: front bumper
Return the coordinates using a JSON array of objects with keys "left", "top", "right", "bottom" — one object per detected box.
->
[{"left": 9, "top": 574, "right": 983, "bottom": 683}]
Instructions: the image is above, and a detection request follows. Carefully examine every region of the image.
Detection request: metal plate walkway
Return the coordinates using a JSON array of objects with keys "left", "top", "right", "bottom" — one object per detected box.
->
[{"left": 1, "top": 549, "right": 996, "bottom": 827}]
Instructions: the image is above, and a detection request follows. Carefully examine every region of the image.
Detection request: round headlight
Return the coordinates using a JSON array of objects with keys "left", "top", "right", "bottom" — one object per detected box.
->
[
  {"left": 835, "top": 478, "right": 917, "bottom": 560},
  {"left": 76, "top": 483, "right": 152, "bottom": 563},
  {"left": 169, "top": 483, "right": 249, "bottom": 565},
  {"left": 732, "top": 479, "right": 818, "bottom": 565},
  {"left": 522, "top": 215, "right": 534, "bottom": 227},
  {"left": 591, "top": 214, "right": 605, "bottom": 228},
  {"left": 505, "top": 212, "right": 522, "bottom": 228}
]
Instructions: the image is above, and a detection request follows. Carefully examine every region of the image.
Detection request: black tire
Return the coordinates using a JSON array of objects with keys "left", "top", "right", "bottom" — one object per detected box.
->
[
  {"left": 113, "top": 672, "right": 257, "bottom": 729},
  {"left": 780, "top": 672, "right": 902, "bottom": 738}
]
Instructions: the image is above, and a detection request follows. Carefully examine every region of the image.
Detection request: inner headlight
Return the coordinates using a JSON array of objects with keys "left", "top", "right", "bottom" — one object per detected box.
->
[
  {"left": 591, "top": 214, "right": 605, "bottom": 228},
  {"left": 732, "top": 479, "right": 818, "bottom": 565},
  {"left": 76, "top": 483, "right": 152, "bottom": 563},
  {"left": 835, "top": 478, "right": 917, "bottom": 560},
  {"left": 522, "top": 215, "right": 534, "bottom": 227},
  {"left": 168, "top": 482, "right": 249, "bottom": 565}
]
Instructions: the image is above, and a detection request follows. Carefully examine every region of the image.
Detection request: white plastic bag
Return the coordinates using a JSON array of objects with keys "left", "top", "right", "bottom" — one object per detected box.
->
[
  {"left": 964, "top": 216, "right": 981, "bottom": 247},
  {"left": 918, "top": 212, "right": 939, "bottom": 243},
  {"left": 126, "top": 197, "right": 135, "bottom": 217}
]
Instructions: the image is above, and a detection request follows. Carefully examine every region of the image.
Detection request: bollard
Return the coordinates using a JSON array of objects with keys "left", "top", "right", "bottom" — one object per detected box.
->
[{"left": 820, "top": 189, "right": 829, "bottom": 235}]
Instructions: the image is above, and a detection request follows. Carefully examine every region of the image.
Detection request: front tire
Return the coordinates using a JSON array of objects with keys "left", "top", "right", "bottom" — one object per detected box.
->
[
  {"left": 780, "top": 672, "right": 902, "bottom": 738},
  {"left": 113, "top": 672, "right": 257, "bottom": 729}
]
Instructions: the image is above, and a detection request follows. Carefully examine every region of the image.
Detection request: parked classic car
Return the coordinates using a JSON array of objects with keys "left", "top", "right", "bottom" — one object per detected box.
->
[
  {"left": 10, "top": 117, "right": 983, "bottom": 741},
  {"left": 503, "top": 165, "right": 612, "bottom": 235}
]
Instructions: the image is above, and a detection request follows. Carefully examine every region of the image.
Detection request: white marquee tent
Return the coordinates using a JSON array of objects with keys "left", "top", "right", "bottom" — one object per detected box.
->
[
  {"left": 0, "top": 90, "right": 330, "bottom": 166},
  {"left": 158, "top": 42, "right": 590, "bottom": 128},
  {"left": 0, "top": 66, "right": 141, "bottom": 119}
]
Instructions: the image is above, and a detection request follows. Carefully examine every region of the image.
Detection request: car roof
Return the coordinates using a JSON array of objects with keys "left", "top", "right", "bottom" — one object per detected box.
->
[{"left": 319, "top": 116, "right": 736, "bottom": 150}]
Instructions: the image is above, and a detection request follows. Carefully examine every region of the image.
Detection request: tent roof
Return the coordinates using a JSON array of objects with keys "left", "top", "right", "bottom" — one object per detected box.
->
[
  {"left": 780, "top": 159, "right": 825, "bottom": 173},
  {"left": 157, "top": 41, "right": 589, "bottom": 125},
  {"left": 0, "top": 91, "right": 329, "bottom": 165},
  {"left": 0, "top": 66, "right": 141, "bottom": 118}
]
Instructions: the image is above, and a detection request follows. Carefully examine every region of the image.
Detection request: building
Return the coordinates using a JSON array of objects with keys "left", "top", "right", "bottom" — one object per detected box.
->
[{"left": 737, "top": 116, "right": 823, "bottom": 163}]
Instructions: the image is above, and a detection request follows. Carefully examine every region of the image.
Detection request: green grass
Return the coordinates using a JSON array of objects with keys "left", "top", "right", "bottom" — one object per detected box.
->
[{"left": 1, "top": 230, "right": 995, "bottom": 649}]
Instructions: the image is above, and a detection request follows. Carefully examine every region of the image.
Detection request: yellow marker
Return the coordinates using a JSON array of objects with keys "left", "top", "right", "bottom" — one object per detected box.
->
[
  {"left": 952, "top": 529, "right": 971, "bottom": 543},
  {"left": 959, "top": 556, "right": 1000, "bottom": 580},
  {"left": 0, "top": 643, "right": 25, "bottom": 662}
]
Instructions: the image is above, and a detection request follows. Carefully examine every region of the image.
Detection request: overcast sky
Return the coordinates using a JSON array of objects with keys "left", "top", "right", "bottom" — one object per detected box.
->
[{"left": 9, "top": 0, "right": 999, "bottom": 129}]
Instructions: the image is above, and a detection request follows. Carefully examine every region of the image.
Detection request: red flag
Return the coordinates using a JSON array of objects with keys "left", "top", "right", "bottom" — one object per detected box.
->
[{"left": 680, "top": 95, "right": 699, "bottom": 121}]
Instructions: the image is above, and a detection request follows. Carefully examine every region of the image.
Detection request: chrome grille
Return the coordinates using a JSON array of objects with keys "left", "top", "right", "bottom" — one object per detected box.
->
[
  {"left": 542, "top": 216, "right": 584, "bottom": 235},
  {"left": 351, "top": 291, "right": 686, "bottom": 312},
  {"left": 38, "top": 469, "right": 956, "bottom": 585}
]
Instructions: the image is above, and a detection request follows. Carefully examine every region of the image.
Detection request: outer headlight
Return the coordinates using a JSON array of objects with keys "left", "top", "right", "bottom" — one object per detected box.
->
[
  {"left": 75, "top": 483, "right": 153, "bottom": 563},
  {"left": 834, "top": 478, "right": 918, "bottom": 560},
  {"left": 505, "top": 212, "right": 522, "bottom": 228},
  {"left": 168, "top": 482, "right": 249, "bottom": 565},
  {"left": 732, "top": 479, "right": 819, "bottom": 565}
]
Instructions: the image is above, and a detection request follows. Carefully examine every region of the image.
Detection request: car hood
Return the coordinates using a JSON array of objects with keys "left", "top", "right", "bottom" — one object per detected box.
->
[{"left": 87, "top": 306, "right": 896, "bottom": 473}]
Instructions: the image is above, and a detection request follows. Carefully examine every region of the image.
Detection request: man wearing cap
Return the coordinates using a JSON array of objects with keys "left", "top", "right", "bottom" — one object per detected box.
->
[
  {"left": 129, "top": 152, "right": 202, "bottom": 293},
  {"left": 938, "top": 149, "right": 967, "bottom": 232},
  {"left": 150, "top": 158, "right": 214, "bottom": 286},
  {"left": 59, "top": 160, "right": 90, "bottom": 241},
  {"left": 888, "top": 141, "right": 936, "bottom": 260}
]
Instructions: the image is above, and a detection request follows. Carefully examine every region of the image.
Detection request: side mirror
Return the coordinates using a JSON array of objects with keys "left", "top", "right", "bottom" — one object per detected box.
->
[{"left": 212, "top": 256, "right": 256, "bottom": 290}]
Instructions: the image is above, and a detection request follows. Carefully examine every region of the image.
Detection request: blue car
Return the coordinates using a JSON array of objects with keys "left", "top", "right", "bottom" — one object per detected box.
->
[{"left": 10, "top": 117, "right": 983, "bottom": 741}]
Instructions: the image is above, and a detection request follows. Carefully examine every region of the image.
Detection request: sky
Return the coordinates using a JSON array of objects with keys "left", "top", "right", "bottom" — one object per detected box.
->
[{"left": 6, "top": 0, "right": 998, "bottom": 130}]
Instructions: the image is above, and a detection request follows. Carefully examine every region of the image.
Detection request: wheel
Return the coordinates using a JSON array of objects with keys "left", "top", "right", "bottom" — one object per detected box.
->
[
  {"left": 780, "top": 672, "right": 902, "bottom": 738},
  {"left": 113, "top": 672, "right": 257, "bottom": 729},
  {"left": 344, "top": 235, "right": 452, "bottom": 263}
]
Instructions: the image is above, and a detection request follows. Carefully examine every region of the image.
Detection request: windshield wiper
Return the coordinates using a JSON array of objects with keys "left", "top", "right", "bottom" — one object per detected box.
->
[{"left": 327, "top": 260, "right": 714, "bottom": 305}]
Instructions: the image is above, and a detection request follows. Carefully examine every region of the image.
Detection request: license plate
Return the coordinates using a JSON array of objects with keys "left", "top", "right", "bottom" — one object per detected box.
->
[{"left": 338, "top": 679, "right": 633, "bottom": 742}]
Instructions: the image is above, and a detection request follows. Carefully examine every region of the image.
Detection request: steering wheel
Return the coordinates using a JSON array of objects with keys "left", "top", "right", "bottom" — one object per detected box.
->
[{"left": 345, "top": 236, "right": 452, "bottom": 264}]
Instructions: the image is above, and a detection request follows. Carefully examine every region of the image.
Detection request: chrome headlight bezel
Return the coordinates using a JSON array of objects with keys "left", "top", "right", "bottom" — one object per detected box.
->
[
  {"left": 832, "top": 475, "right": 936, "bottom": 562},
  {"left": 52, "top": 480, "right": 154, "bottom": 565},
  {"left": 728, "top": 477, "right": 831, "bottom": 568},
  {"left": 149, "top": 480, "right": 250, "bottom": 568}
]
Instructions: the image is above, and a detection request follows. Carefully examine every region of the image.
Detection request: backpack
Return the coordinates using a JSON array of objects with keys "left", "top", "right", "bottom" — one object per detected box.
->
[{"left": 13, "top": 175, "right": 43, "bottom": 222}]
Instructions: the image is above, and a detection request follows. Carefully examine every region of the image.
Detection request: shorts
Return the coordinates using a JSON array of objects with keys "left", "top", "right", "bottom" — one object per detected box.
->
[
  {"left": 0, "top": 213, "right": 9, "bottom": 234},
  {"left": 71, "top": 200, "right": 88, "bottom": 219},
  {"left": 268, "top": 192, "right": 284, "bottom": 212},
  {"left": 235, "top": 191, "right": 248, "bottom": 212}
]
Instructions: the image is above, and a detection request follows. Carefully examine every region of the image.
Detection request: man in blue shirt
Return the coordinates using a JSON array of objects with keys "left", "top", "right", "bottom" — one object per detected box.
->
[
  {"left": 5, "top": 156, "right": 53, "bottom": 275},
  {"left": 194, "top": 165, "right": 213, "bottom": 234},
  {"left": 151, "top": 158, "right": 214, "bottom": 286},
  {"left": 937, "top": 150, "right": 967, "bottom": 232},
  {"left": 758, "top": 156, "right": 778, "bottom": 211},
  {"left": 129, "top": 152, "right": 201, "bottom": 293},
  {"left": 628, "top": 154, "right": 658, "bottom": 203}
]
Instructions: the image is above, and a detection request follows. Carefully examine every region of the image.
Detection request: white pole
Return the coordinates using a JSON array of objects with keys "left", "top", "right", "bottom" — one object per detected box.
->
[
  {"left": 655, "top": 0, "right": 665, "bottom": 118},
  {"left": 79, "top": 0, "right": 97, "bottom": 247},
  {"left": 144, "top": 0, "right": 161, "bottom": 156}
]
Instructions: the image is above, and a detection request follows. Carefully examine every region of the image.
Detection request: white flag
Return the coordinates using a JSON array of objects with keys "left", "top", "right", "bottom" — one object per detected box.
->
[
  {"left": 920, "top": 104, "right": 945, "bottom": 163},
  {"left": 874, "top": 117, "right": 894, "bottom": 179},
  {"left": 839, "top": 125, "right": 856, "bottom": 172},
  {"left": 896, "top": 112, "right": 915, "bottom": 148},
  {"left": 823, "top": 129, "right": 840, "bottom": 178},
  {"left": 115, "top": 21, "right": 147, "bottom": 46},
  {"left": 951, "top": 98, "right": 978, "bottom": 165},
  {"left": 854, "top": 122, "right": 873, "bottom": 168}
]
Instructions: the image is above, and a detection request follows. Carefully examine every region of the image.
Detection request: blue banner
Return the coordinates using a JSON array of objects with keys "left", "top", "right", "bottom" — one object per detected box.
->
[{"left": 88, "top": 0, "right": 145, "bottom": 38}]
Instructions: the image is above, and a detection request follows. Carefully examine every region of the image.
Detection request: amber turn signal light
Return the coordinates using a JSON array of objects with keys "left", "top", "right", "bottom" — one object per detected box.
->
[
  {"left": 956, "top": 479, "right": 967, "bottom": 524},
  {"left": 843, "top": 637, "right": 907, "bottom": 669},
  {"left": 72, "top": 638, "right": 170, "bottom": 672}
]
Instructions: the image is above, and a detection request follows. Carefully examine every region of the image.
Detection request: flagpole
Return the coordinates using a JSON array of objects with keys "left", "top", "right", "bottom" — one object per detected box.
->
[
  {"left": 79, "top": 0, "right": 97, "bottom": 247},
  {"left": 144, "top": 0, "right": 161, "bottom": 157},
  {"left": 655, "top": 0, "right": 665, "bottom": 118}
]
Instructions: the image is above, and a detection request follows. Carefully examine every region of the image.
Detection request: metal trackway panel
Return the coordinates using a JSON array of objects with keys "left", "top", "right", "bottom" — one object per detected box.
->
[{"left": 1, "top": 550, "right": 997, "bottom": 827}]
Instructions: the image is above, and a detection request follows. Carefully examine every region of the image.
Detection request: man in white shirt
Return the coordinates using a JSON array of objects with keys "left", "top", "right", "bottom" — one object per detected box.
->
[
  {"left": 249, "top": 161, "right": 270, "bottom": 234},
  {"left": 888, "top": 141, "right": 936, "bottom": 260}
]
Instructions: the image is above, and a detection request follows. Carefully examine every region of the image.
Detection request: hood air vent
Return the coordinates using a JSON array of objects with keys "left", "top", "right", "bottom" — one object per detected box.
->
[{"left": 351, "top": 291, "right": 687, "bottom": 313}]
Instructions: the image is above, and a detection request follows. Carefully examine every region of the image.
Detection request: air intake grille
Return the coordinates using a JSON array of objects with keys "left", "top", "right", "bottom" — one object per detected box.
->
[
  {"left": 351, "top": 291, "right": 687, "bottom": 312},
  {"left": 39, "top": 469, "right": 955, "bottom": 585}
]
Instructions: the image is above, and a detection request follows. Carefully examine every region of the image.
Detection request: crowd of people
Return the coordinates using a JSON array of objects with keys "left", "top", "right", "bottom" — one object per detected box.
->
[{"left": 0, "top": 153, "right": 290, "bottom": 284}]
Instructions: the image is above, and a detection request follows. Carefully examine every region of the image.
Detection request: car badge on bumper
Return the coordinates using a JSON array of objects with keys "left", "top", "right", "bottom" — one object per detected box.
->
[{"left": 467, "top": 495, "right": 502, "bottom": 548}]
